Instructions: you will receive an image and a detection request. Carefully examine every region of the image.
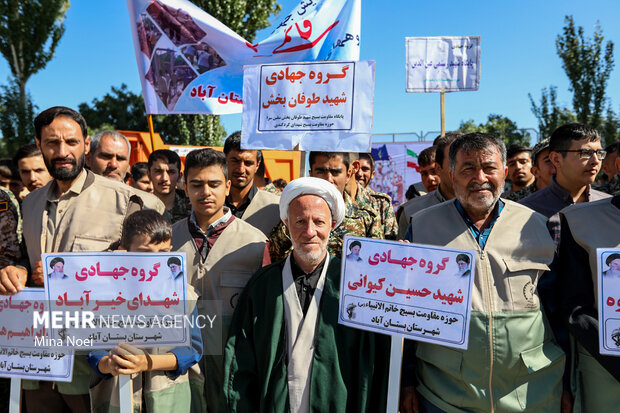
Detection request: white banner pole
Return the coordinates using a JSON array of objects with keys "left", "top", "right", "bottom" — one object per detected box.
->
[
  {"left": 9, "top": 378, "right": 21, "bottom": 413},
  {"left": 386, "top": 336, "right": 403, "bottom": 413},
  {"left": 119, "top": 375, "right": 133, "bottom": 413}
]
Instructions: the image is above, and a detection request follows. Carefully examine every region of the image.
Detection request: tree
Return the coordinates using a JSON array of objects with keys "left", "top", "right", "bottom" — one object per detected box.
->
[
  {"left": 458, "top": 114, "right": 532, "bottom": 147},
  {"left": 528, "top": 86, "right": 577, "bottom": 140},
  {"left": 0, "top": 78, "right": 37, "bottom": 155},
  {"left": 0, "top": 0, "right": 69, "bottom": 153},
  {"left": 194, "top": 0, "right": 281, "bottom": 42},
  {"left": 556, "top": 16, "right": 614, "bottom": 130},
  {"left": 529, "top": 16, "right": 618, "bottom": 145},
  {"left": 79, "top": 84, "right": 227, "bottom": 146},
  {"left": 78, "top": 84, "right": 148, "bottom": 134}
]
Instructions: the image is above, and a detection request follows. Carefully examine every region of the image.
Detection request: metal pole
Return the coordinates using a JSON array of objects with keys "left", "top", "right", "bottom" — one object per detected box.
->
[
  {"left": 440, "top": 91, "right": 445, "bottom": 137},
  {"left": 385, "top": 337, "right": 403, "bottom": 412},
  {"left": 147, "top": 114, "right": 157, "bottom": 151}
]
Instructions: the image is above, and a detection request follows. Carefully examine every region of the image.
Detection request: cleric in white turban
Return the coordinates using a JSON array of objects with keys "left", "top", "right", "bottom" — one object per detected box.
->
[
  {"left": 279, "top": 176, "right": 345, "bottom": 227},
  {"left": 223, "top": 177, "right": 390, "bottom": 413}
]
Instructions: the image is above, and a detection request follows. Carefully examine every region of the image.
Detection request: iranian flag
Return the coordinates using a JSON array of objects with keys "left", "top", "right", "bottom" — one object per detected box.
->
[{"left": 406, "top": 148, "right": 420, "bottom": 172}]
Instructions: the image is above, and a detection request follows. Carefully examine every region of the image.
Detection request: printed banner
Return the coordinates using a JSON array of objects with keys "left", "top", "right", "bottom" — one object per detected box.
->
[
  {"left": 242, "top": 60, "right": 374, "bottom": 151},
  {"left": 0, "top": 289, "right": 73, "bottom": 381},
  {"left": 339, "top": 236, "right": 476, "bottom": 349},
  {"left": 597, "top": 249, "right": 620, "bottom": 356},
  {"left": 368, "top": 142, "right": 433, "bottom": 206},
  {"left": 406, "top": 36, "right": 481, "bottom": 92},
  {"left": 42, "top": 252, "right": 190, "bottom": 350},
  {"left": 127, "top": 0, "right": 361, "bottom": 114}
]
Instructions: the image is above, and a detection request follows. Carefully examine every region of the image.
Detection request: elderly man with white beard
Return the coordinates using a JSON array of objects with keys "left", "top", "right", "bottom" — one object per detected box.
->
[
  {"left": 222, "top": 177, "right": 390, "bottom": 413},
  {"left": 400, "top": 133, "right": 565, "bottom": 413}
]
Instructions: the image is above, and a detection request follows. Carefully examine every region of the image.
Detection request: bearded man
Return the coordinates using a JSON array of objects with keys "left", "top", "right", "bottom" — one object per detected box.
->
[
  {"left": 223, "top": 177, "right": 389, "bottom": 413},
  {"left": 400, "top": 133, "right": 564, "bottom": 413}
]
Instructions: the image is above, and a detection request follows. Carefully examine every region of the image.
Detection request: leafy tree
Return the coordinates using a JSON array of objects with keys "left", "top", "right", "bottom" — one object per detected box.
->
[
  {"left": 556, "top": 16, "right": 614, "bottom": 130},
  {"left": 529, "top": 16, "right": 618, "bottom": 145},
  {"left": 0, "top": 0, "right": 69, "bottom": 154},
  {"left": 79, "top": 84, "right": 148, "bottom": 134},
  {"left": 459, "top": 114, "right": 532, "bottom": 147},
  {"left": 0, "top": 79, "right": 37, "bottom": 155},
  {"left": 194, "top": 0, "right": 281, "bottom": 42},
  {"left": 528, "top": 86, "right": 577, "bottom": 140},
  {"left": 79, "top": 84, "right": 227, "bottom": 146}
]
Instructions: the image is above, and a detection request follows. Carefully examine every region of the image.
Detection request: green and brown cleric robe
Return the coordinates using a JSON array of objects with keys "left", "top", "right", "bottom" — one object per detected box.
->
[{"left": 222, "top": 255, "right": 390, "bottom": 413}]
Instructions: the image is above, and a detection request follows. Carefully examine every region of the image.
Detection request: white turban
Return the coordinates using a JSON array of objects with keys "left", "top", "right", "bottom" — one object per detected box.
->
[{"left": 279, "top": 177, "right": 345, "bottom": 227}]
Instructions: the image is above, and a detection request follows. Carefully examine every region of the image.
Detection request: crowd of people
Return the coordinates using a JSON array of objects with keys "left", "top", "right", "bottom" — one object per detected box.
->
[{"left": 0, "top": 105, "right": 618, "bottom": 413}]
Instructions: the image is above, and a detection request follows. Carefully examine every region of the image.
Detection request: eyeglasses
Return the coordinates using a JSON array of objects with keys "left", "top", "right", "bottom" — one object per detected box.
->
[{"left": 558, "top": 149, "right": 607, "bottom": 160}]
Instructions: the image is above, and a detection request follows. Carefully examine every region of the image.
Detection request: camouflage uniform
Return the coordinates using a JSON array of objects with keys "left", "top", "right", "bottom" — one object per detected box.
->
[
  {"left": 263, "top": 182, "right": 282, "bottom": 195},
  {"left": 0, "top": 187, "right": 21, "bottom": 268},
  {"left": 268, "top": 191, "right": 384, "bottom": 262},
  {"left": 593, "top": 175, "right": 620, "bottom": 196},
  {"left": 165, "top": 189, "right": 191, "bottom": 223},
  {"left": 504, "top": 183, "right": 537, "bottom": 202},
  {"left": 356, "top": 185, "right": 398, "bottom": 240}
]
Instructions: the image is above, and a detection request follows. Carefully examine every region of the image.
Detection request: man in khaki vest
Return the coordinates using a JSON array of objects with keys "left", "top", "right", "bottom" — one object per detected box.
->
[
  {"left": 400, "top": 133, "right": 564, "bottom": 413},
  {"left": 557, "top": 151, "right": 620, "bottom": 411},
  {"left": 223, "top": 132, "right": 280, "bottom": 236},
  {"left": 171, "top": 148, "right": 266, "bottom": 412},
  {"left": 87, "top": 130, "right": 165, "bottom": 213},
  {"left": 0, "top": 106, "right": 163, "bottom": 412},
  {"left": 398, "top": 133, "right": 462, "bottom": 240}
]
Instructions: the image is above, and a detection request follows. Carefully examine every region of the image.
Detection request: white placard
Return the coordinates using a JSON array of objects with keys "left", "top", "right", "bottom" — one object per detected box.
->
[
  {"left": 406, "top": 36, "right": 481, "bottom": 92},
  {"left": 0, "top": 289, "right": 73, "bottom": 381},
  {"left": 42, "top": 252, "right": 190, "bottom": 350},
  {"left": 338, "top": 236, "right": 475, "bottom": 349},
  {"left": 242, "top": 60, "right": 375, "bottom": 151},
  {"left": 597, "top": 249, "right": 620, "bottom": 355}
]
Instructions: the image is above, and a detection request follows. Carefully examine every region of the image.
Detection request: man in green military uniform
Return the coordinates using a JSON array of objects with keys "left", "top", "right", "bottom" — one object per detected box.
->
[
  {"left": 268, "top": 151, "right": 383, "bottom": 262},
  {"left": 223, "top": 177, "right": 389, "bottom": 413},
  {"left": 350, "top": 152, "right": 397, "bottom": 239},
  {"left": 0, "top": 187, "right": 21, "bottom": 269}
]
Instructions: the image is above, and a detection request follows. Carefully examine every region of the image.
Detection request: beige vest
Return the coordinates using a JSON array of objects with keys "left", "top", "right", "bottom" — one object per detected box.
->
[
  {"left": 397, "top": 189, "right": 445, "bottom": 239},
  {"left": 130, "top": 187, "right": 166, "bottom": 214},
  {"left": 241, "top": 189, "right": 281, "bottom": 236},
  {"left": 410, "top": 200, "right": 554, "bottom": 312},
  {"left": 22, "top": 171, "right": 145, "bottom": 268},
  {"left": 561, "top": 198, "right": 620, "bottom": 303},
  {"left": 171, "top": 217, "right": 266, "bottom": 314},
  {"left": 172, "top": 217, "right": 266, "bottom": 411}
]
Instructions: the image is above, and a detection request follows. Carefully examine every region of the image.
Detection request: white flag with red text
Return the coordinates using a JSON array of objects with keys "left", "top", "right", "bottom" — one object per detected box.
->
[{"left": 126, "top": 0, "right": 361, "bottom": 114}]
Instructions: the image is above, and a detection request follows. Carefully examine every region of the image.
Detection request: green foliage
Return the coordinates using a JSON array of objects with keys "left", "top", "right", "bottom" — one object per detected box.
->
[
  {"left": 79, "top": 84, "right": 148, "bottom": 133},
  {"left": 556, "top": 16, "right": 614, "bottom": 129},
  {"left": 152, "top": 113, "right": 226, "bottom": 146},
  {"left": 0, "top": 0, "right": 69, "bottom": 155},
  {"left": 530, "top": 16, "right": 619, "bottom": 145},
  {"left": 0, "top": 79, "right": 37, "bottom": 156},
  {"left": 193, "top": 0, "right": 281, "bottom": 42},
  {"left": 79, "top": 84, "right": 226, "bottom": 146},
  {"left": 458, "top": 114, "right": 532, "bottom": 147},
  {"left": 528, "top": 86, "right": 577, "bottom": 140}
]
